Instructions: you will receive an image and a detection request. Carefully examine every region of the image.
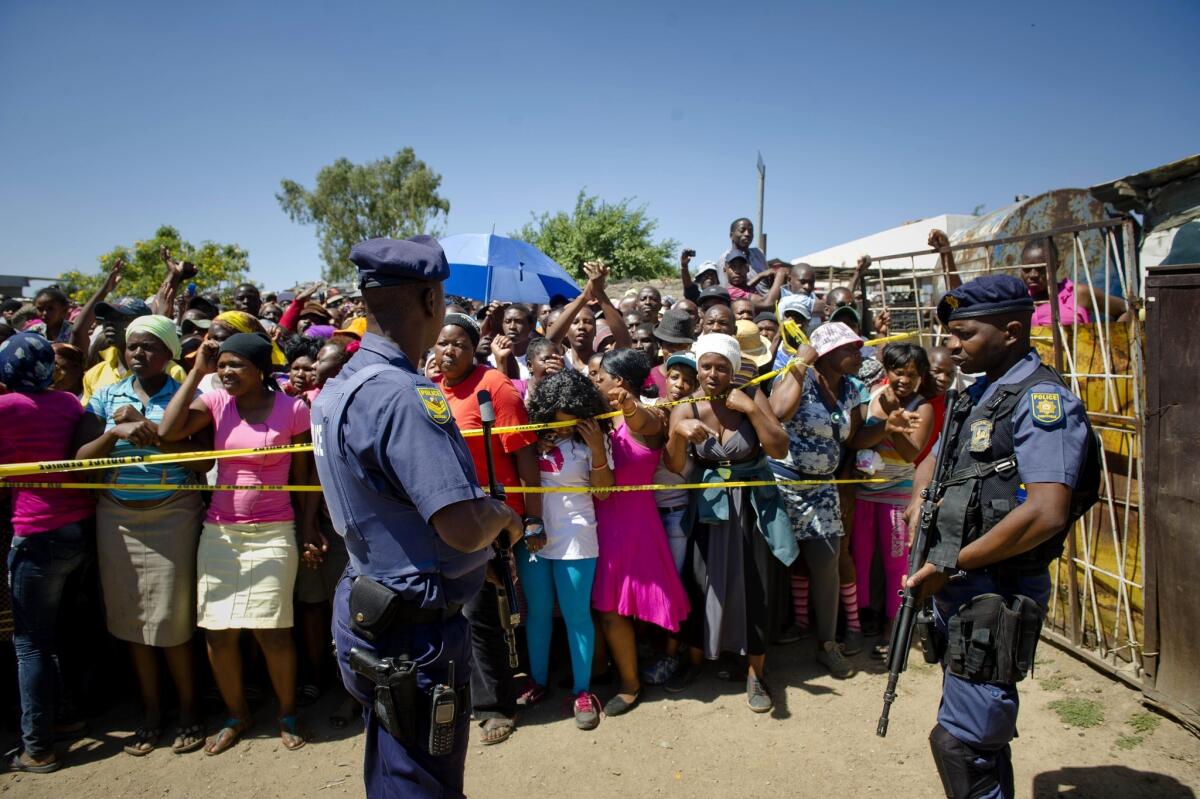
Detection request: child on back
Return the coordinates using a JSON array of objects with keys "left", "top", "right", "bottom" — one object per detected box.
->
[{"left": 518, "top": 369, "right": 615, "bottom": 731}]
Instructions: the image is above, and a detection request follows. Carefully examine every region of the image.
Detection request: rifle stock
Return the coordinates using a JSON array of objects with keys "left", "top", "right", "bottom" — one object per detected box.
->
[
  {"left": 876, "top": 388, "right": 958, "bottom": 738},
  {"left": 476, "top": 390, "right": 522, "bottom": 669}
]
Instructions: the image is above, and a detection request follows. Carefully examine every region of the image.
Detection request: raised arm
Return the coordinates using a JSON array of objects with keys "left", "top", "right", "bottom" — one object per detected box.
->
[
  {"left": 159, "top": 340, "right": 218, "bottom": 442},
  {"left": 752, "top": 266, "right": 788, "bottom": 312},
  {"left": 546, "top": 282, "right": 592, "bottom": 345},
  {"left": 589, "top": 262, "right": 632, "bottom": 349},
  {"left": 929, "top": 229, "right": 962, "bottom": 291},
  {"left": 152, "top": 247, "right": 195, "bottom": 316},
  {"left": 70, "top": 257, "right": 124, "bottom": 354},
  {"left": 679, "top": 248, "right": 697, "bottom": 295}
]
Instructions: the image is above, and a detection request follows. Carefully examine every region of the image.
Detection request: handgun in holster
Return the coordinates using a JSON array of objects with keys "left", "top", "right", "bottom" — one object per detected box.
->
[{"left": 348, "top": 647, "right": 418, "bottom": 746}]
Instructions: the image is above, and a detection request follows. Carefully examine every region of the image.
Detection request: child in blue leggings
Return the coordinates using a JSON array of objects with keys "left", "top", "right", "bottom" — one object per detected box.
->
[{"left": 518, "top": 370, "right": 614, "bottom": 730}]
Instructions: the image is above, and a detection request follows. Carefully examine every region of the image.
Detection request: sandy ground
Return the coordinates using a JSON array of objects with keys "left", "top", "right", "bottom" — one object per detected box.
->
[{"left": 3, "top": 640, "right": 1197, "bottom": 799}]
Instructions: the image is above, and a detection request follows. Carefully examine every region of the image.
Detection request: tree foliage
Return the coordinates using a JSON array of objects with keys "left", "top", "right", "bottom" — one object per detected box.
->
[
  {"left": 57, "top": 225, "right": 250, "bottom": 303},
  {"left": 512, "top": 190, "right": 677, "bottom": 281},
  {"left": 277, "top": 148, "right": 450, "bottom": 282}
]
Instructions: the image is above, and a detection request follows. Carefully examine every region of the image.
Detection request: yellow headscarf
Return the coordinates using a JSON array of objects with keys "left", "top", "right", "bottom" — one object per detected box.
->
[{"left": 212, "top": 311, "right": 287, "bottom": 367}]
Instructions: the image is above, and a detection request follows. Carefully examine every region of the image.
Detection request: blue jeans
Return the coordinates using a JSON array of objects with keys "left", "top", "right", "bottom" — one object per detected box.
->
[{"left": 9, "top": 523, "right": 91, "bottom": 757}]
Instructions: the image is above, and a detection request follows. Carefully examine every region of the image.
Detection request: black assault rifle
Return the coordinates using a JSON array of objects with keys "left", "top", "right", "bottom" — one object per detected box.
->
[
  {"left": 877, "top": 388, "right": 958, "bottom": 738},
  {"left": 476, "top": 390, "right": 522, "bottom": 669}
]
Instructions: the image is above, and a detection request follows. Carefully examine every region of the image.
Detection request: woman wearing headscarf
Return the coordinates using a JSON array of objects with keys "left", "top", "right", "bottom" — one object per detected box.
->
[
  {"left": 200, "top": 311, "right": 288, "bottom": 393},
  {"left": 74, "top": 315, "right": 212, "bottom": 755},
  {"left": 663, "top": 333, "right": 794, "bottom": 713},
  {"left": 0, "top": 333, "right": 96, "bottom": 772},
  {"left": 159, "top": 332, "right": 322, "bottom": 755},
  {"left": 590, "top": 348, "right": 690, "bottom": 718}
]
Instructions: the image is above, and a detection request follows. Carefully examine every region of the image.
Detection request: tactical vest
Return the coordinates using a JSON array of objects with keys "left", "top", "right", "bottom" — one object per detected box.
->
[{"left": 925, "top": 364, "right": 1100, "bottom": 576}]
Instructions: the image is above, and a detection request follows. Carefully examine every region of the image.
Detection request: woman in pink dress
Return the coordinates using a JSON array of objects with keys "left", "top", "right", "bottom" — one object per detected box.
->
[{"left": 591, "top": 349, "right": 690, "bottom": 717}]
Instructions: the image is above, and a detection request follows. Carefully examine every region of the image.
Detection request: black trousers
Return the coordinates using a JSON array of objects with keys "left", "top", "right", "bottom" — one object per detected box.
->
[{"left": 462, "top": 582, "right": 516, "bottom": 720}]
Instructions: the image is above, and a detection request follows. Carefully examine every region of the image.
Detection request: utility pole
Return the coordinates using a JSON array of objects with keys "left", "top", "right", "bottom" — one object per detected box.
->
[{"left": 755, "top": 151, "right": 766, "bottom": 256}]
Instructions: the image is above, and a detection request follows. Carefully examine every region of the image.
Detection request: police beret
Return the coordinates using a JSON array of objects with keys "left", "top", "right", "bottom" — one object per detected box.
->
[
  {"left": 936, "top": 274, "right": 1034, "bottom": 326},
  {"left": 350, "top": 235, "right": 450, "bottom": 288}
]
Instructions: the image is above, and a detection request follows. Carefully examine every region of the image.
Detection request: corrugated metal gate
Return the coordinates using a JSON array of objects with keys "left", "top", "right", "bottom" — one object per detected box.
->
[{"left": 853, "top": 218, "right": 1147, "bottom": 686}]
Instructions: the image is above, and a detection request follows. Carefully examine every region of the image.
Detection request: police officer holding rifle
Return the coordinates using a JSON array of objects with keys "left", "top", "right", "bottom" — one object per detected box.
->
[
  {"left": 888, "top": 275, "right": 1098, "bottom": 799},
  {"left": 311, "top": 236, "right": 523, "bottom": 798}
]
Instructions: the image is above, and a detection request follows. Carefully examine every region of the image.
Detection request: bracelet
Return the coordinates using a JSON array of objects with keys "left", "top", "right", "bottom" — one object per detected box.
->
[
  {"left": 621, "top": 404, "right": 638, "bottom": 417},
  {"left": 590, "top": 461, "right": 609, "bottom": 470}
]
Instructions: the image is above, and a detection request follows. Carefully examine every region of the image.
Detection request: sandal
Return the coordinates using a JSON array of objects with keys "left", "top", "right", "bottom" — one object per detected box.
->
[
  {"left": 297, "top": 683, "right": 321, "bottom": 708},
  {"left": 204, "top": 717, "right": 249, "bottom": 756},
  {"left": 123, "top": 725, "right": 162, "bottom": 757},
  {"left": 279, "top": 715, "right": 308, "bottom": 750},
  {"left": 9, "top": 751, "right": 61, "bottom": 774},
  {"left": 479, "top": 717, "right": 514, "bottom": 746},
  {"left": 172, "top": 722, "right": 206, "bottom": 754}
]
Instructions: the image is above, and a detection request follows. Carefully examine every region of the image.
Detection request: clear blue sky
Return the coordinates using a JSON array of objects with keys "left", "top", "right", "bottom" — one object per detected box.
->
[{"left": 2, "top": 0, "right": 1197, "bottom": 290}]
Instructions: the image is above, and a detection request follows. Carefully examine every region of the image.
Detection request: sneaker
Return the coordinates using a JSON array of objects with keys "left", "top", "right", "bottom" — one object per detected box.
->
[
  {"left": 664, "top": 662, "right": 703, "bottom": 694},
  {"left": 840, "top": 628, "right": 865, "bottom": 656},
  {"left": 573, "top": 691, "right": 600, "bottom": 730},
  {"left": 515, "top": 679, "right": 548, "bottom": 707},
  {"left": 776, "top": 624, "right": 811, "bottom": 645},
  {"left": 746, "top": 675, "right": 773, "bottom": 713},
  {"left": 640, "top": 655, "right": 679, "bottom": 686},
  {"left": 816, "top": 640, "right": 854, "bottom": 679}
]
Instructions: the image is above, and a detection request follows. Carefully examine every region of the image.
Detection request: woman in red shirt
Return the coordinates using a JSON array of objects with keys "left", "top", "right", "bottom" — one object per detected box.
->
[{"left": 433, "top": 313, "right": 543, "bottom": 746}]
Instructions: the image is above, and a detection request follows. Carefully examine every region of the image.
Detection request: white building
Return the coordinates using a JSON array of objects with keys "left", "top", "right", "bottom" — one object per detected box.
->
[{"left": 791, "top": 213, "right": 977, "bottom": 272}]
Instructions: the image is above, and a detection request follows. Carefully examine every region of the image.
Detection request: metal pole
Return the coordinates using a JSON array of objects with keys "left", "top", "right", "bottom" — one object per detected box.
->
[
  {"left": 756, "top": 152, "right": 766, "bottom": 254},
  {"left": 1043, "top": 236, "right": 1082, "bottom": 647}
]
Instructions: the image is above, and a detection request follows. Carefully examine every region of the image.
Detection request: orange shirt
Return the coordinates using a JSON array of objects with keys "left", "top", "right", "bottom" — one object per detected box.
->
[{"left": 435, "top": 365, "right": 537, "bottom": 516}]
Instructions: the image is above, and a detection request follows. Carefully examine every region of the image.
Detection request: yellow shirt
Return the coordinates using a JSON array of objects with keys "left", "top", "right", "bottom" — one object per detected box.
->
[{"left": 80, "top": 347, "right": 187, "bottom": 405}]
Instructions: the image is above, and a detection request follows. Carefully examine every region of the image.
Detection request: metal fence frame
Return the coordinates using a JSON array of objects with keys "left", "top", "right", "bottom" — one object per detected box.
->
[{"left": 833, "top": 218, "right": 1147, "bottom": 683}]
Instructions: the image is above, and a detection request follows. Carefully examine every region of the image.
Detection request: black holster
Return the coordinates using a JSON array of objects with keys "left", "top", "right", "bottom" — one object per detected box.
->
[
  {"left": 944, "top": 593, "right": 1043, "bottom": 683},
  {"left": 348, "top": 647, "right": 419, "bottom": 746},
  {"left": 915, "top": 606, "right": 943, "bottom": 665}
]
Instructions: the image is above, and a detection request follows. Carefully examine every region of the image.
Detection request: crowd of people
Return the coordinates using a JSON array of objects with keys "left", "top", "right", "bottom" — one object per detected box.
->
[{"left": 3, "top": 215, "right": 1107, "bottom": 774}]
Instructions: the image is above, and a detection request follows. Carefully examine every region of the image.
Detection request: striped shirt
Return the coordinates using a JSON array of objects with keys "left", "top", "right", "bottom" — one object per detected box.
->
[{"left": 86, "top": 375, "right": 195, "bottom": 501}]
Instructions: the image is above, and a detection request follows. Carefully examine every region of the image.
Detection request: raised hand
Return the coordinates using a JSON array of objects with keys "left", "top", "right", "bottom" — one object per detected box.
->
[
  {"left": 491, "top": 334, "right": 514, "bottom": 361},
  {"left": 927, "top": 229, "right": 950, "bottom": 251},
  {"left": 680, "top": 248, "right": 696, "bottom": 270},
  {"left": 195, "top": 339, "right": 221, "bottom": 375},
  {"left": 102, "top": 257, "right": 125, "bottom": 296}
]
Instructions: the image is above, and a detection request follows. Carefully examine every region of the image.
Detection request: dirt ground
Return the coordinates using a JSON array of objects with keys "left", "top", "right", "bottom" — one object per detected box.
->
[{"left": 4, "top": 640, "right": 1197, "bottom": 799}]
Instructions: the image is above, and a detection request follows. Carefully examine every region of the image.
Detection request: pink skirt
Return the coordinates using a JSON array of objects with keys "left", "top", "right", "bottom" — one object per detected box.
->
[{"left": 592, "top": 491, "right": 690, "bottom": 632}]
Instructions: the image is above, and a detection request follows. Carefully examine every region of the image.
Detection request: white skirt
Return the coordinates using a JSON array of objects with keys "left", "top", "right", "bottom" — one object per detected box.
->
[{"left": 197, "top": 521, "right": 298, "bottom": 629}]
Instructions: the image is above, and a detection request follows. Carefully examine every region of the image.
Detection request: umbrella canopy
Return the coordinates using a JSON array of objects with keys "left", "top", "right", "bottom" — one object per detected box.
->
[{"left": 439, "top": 233, "right": 581, "bottom": 304}]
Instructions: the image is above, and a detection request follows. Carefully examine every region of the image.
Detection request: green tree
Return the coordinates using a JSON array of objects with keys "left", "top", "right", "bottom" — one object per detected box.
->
[
  {"left": 512, "top": 190, "right": 677, "bottom": 281},
  {"left": 58, "top": 225, "right": 250, "bottom": 303},
  {"left": 277, "top": 148, "right": 450, "bottom": 282}
]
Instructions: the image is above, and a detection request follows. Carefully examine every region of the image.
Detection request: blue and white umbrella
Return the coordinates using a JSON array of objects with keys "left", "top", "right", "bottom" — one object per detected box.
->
[{"left": 439, "top": 233, "right": 581, "bottom": 304}]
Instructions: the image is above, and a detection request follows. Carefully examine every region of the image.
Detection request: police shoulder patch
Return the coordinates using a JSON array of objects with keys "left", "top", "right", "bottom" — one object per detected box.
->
[
  {"left": 416, "top": 386, "right": 452, "bottom": 425},
  {"left": 1029, "top": 391, "right": 1064, "bottom": 427}
]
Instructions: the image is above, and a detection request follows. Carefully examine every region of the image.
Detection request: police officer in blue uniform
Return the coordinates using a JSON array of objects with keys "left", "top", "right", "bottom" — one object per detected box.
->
[
  {"left": 905, "top": 274, "right": 1098, "bottom": 799},
  {"left": 311, "top": 236, "right": 523, "bottom": 798}
]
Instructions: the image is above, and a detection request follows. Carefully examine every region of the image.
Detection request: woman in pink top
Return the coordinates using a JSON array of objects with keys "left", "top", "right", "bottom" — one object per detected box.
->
[
  {"left": 160, "top": 333, "right": 321, "bottom": 756},
  {"left": 0, "top": 333, "right": 95, "bottom": 773}
]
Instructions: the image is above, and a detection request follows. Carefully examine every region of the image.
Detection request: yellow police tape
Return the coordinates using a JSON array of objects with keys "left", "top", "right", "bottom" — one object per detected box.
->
[
  {"left": 2, "top": 477, "right": 887, "bottom": 494},
  {"left": 0, "top": 331, "right": 917, "bottom": 480}
]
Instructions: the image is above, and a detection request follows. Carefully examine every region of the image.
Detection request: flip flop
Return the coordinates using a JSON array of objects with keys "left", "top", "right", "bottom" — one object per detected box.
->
[
  {"left": 123, "top": 725, "right": 162, "bottom": 757},
  {"left": 204, "top": 718, "right": 249, "bottom": 756},
  {"left": 279, "top": 715, "right": 308, "bottom": 751},
  {"left": 172, "top": 722, "right": 206, "bottom": 754},
  {"left": 9, "top": 752, "right": 61, "bottom": 774},
  {"left": 479, "top": 717, "right": 514, "bottom": 746}
]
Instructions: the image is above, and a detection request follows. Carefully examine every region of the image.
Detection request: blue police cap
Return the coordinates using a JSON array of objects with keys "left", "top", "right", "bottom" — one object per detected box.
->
[
  {"left": 350, "top": 235, "right": 450, "bottom": 288},
  {"left": 936, "top": 274, "right": 1034, "bottom": 326}
]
